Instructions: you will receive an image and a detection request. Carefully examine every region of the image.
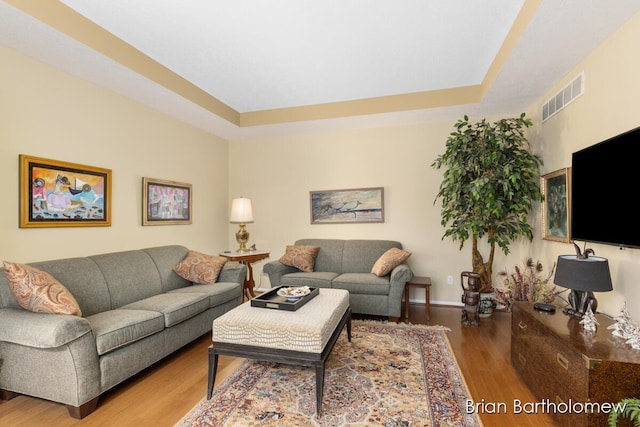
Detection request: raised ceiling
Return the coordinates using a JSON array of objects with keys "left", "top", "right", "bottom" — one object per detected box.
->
[{"left": 1, "top": 1, "right": 639, "bottom": 139}]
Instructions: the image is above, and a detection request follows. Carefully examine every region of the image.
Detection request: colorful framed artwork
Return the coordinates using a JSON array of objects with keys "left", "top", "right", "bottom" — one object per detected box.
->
[
  {"left": 19, "top": 155, "right": 112, "bottom": 228},
  {"left": 541, "top": 167, "right": 571, "bottom": 243},
  {"left": 310, "top": 187, "right": 384, "bottom": 224},
  {"left": 142, "top": 177, "right": 192, "bottom": 225}
]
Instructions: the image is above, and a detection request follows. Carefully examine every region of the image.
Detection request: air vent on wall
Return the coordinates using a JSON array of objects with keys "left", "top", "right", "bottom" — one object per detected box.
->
[{"left": 542, "top": 72, "right": 584, "bottom": 122}]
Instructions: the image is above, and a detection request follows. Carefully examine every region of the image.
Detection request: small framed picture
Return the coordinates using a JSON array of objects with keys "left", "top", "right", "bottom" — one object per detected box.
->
[
  {"left": 541, "top": 168, "right": 571, "bottom": 243},
  {"left": 310, "top": 187, "right": 384, "bottom": 224},
  {"left": 142, "top": 177, "right": 192, "bottom": 225},
  {"left": 19, "top": 155, "right": 111, "bottom": 228}
]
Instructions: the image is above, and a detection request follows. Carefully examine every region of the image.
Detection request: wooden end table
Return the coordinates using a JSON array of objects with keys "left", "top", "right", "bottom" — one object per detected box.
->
[
  {"left": 220, "top": 251, "right": 269, "bottom": 300},
  {"left": 404, "top": 276, "right": 432, "bottom": 321}
]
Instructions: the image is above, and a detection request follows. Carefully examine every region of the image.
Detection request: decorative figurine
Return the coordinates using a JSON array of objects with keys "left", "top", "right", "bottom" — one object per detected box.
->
[
  {"left": 580, "top": 305, "right": 598, "bottom": 332},
  {"left": 460, "top": 271, "right": 481, "bottom": 326},
  {"left": 608, "top": 303, "right": 634, "bottom": 338}
]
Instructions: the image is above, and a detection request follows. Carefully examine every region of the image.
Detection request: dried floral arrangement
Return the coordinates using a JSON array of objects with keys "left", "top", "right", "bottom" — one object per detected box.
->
[{"left": 494, "top": 258, "right": 563, "bottom": 311}]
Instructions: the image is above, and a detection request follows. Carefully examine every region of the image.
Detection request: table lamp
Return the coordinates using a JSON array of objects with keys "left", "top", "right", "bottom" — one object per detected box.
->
[
  {"left": 230, "top": 197, "right": 253, "bottom": 252},
  {"left": 553, "top": 254, "right": 613, "bottom": 316}
]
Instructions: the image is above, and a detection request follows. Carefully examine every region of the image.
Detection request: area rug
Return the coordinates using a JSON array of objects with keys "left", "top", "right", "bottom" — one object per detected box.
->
[{"left": 177, "top": 321, "right": 481, "bottom": 427}]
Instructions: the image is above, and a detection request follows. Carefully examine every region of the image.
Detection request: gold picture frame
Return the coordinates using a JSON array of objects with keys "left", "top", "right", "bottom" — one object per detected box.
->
[
  {"left": 142, "top": 177, "right": 192, "bottom": 226},
  {"left": 541, "top": 167, "right": 571, "bottom": 243},
  {"left": 19, "top": 155, "right": 112, "bottom": 228}
]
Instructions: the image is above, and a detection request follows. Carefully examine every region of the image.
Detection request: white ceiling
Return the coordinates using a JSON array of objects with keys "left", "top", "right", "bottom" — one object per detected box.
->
[{"left": 1, "top": 1, "right": 639, "bottom": 139}]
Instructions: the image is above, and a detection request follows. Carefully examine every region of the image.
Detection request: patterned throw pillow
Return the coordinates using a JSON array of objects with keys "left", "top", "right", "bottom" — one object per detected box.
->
[
  {"left": 173, "top": 250, "right": 228, "bottom": 284},
  {"left": 371, "top": 247, "right": 412, "bottom": 277},
  {"left": 279, "top": 245, "right": 320, "bottom": 273},
  {"left": 3, "top": 261, "right": 82, "bottom": 316}
]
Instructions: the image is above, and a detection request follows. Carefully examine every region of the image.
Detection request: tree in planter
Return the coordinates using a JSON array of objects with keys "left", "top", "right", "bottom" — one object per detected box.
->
[{"left": 432, "top": 113, "right": 544, "bottom": 292}]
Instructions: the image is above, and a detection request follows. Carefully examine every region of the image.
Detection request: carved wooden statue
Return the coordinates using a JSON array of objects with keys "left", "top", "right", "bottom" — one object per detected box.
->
[{"left": 460, "top": 271, "right": 481, "bottom": 326}]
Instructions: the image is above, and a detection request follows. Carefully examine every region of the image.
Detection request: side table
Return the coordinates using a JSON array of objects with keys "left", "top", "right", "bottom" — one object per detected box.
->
[
  {"left": 220, "top": 251, "right": 270, "bottom": 300},
  {"left": 404, "top": 276, "right": 432, "bottom": 321}
]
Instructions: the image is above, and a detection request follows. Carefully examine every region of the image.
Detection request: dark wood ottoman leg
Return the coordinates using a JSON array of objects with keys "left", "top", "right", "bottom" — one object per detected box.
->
[
  {"left": 315, "top": 364, "right": 325, "bottom": 415},
  {"left": 207, "top": 347, "right": 219, "bottom": 399}
]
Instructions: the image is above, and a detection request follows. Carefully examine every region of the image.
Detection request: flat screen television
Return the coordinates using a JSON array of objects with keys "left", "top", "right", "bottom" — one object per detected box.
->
[{"left": 571, "top": 125, "right": 640, "bottom": 248}]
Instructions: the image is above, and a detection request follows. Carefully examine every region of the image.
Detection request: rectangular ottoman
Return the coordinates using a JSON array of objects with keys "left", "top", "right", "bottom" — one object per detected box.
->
[{"left": 207, "top": 288, "right": 351, "bottom": 415}]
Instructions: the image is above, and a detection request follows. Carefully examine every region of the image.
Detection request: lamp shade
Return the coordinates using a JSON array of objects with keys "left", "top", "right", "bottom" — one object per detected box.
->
[
  {"left": 554, "top": 255, "right": 613, "bottom": 292},
  {"left": 229, "top": 197, "right": 254, "bottom": 223}
]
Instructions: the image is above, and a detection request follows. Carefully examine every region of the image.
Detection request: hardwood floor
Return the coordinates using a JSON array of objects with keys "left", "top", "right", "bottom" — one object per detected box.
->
[{"left": 0, "top": 304, "right": 556, "bottom": 427}]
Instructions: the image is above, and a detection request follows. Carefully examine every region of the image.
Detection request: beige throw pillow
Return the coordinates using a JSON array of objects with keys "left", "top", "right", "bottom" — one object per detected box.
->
[
  {"left": 3, "top": 261, "right": 82, "bottom": 316},
  {"left": 173, "top": 250, "right": 228, "bottom": 284},
  {"left": 371, "top": 248, "right": 412, "bottom": 277},
  {"left": 279, "top": 245, "right": 320, "bottom": 273}
]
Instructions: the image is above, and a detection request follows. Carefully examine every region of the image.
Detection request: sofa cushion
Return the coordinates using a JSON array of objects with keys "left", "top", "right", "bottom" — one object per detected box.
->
[
  {"left": 280, "top": 272, "right": 338, "bottom": 288},
  {"left": 279, "top": 245, "right": 320, "bottom": 272},
  {"left": 90, "top": 250, "right": 164, "bottom": 308},
  {"left": 371, "top": 247, "right": 412, "bottom": 277},
  {"left": 2, "top": 262, "right": 82, "bottom": 316},
  {"left": 168, "top": 281, "right": 241, "bottom": 307},
  {"left": 142, "top": 245, "right": 191, "bottom": 292},
  {"left": 120, "top": 293, "right": 209, "bottom": 327},
  {"left": 86, "top": 309, "right": 165, "bottom": 355},
  {"left": 342, "top": 240, "right": 403, "bottom": 273},
  {"left": 294, "top": 239, "right": 345, "bottom": 272},
  {"left": 172, "top": 250, "right": 228, "bottom": 284},
  {"left": 332, "top": 273, "right": 391, "bottom": 295}
]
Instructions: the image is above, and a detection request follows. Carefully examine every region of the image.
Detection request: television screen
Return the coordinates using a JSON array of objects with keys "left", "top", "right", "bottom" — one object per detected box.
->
[{"left": 571, "top": 126, "right": 640, "bottom": 248}]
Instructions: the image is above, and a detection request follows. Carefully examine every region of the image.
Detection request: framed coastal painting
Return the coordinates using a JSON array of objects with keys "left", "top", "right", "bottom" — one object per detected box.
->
[
  {"left": 142, "top": 177, "right": 192, "bottom": 225},
  {"left": 310, "top": 187, "right": 384, "bottom": 224},
  {"left": 19, "top": 155, "right": 112, "bottom": 228},
  {"left": 541, "top": 167, "right": 571, "bottom": 243}
]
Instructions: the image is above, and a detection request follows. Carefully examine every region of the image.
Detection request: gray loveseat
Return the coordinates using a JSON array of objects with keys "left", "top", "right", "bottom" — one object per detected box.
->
[
  {"left": 0, "top": 245, "right": 245, "bottom": 418},
  {"left": 263, "top": 239, "right": 413, "bottom": 321}
]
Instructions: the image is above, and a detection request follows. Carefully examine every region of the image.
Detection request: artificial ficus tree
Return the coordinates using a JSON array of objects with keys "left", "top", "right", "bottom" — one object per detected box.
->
[{"left": 432, "top": 113, "right": 544, "bottom": 292}]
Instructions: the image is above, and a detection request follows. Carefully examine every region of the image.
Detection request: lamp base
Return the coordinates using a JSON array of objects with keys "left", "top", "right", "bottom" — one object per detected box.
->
[
  {"left": 235, "top": 224, "right": 250, "bottom": 253},
  {"left": 566, "top": 289, "right": 597, "bottom": 316}
]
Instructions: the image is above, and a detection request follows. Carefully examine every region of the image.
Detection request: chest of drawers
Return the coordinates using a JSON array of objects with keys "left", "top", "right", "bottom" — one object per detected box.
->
[{"left": 511, "top": 302, "right": 640, "bottom": 427}]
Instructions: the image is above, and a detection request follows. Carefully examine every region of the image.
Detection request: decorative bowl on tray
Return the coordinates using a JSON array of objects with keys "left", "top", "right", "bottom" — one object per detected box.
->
[{"left": 277, "top": 286, "right": 311, "bottom": 301}]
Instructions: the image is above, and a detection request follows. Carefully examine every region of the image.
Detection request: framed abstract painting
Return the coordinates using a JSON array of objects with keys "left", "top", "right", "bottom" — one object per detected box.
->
[
  {"left": 19, "top": 155, "right": 112, "bottom": 228},
  {"left": 142, "top": 177, "right": 192, "bottom": 225}
]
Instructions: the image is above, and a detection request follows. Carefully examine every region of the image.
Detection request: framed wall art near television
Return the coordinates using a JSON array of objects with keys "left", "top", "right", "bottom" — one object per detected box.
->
[
  {"left": 19, "top": 154, "right": 112, "bottom": 228},
  {"left": 142, "top": 177, "right": 192, "bottom": 225},
  {"left": 540, "top": 167, "right": 571, "bottom": 243},
  {"left": 310, "top": 187, "right": 384, "bottom": 224}
]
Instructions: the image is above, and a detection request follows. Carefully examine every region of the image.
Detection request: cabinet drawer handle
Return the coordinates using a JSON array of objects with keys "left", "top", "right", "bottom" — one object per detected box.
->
[
  {"left": 518, "top": 353, "right": 527, "bottom": 366},
  {"left": 556, "top": 353, "right": 569, "bottom": 370},
  {"left": 518, "top": 321, "right": 527, "bottom": 330}
]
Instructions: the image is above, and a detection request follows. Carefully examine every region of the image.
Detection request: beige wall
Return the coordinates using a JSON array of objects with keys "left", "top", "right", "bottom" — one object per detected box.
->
[
  {"left": 0, "top": 46, "right": 230, "bottom": 263},
  {"left": 230, "top": 11, "right": 640, "bottom": 317},
  {"left": 2, "top": 10, "right": 639, "bottom": 318},
  {"left": 229, "top": 121, "right": 516, "bottom": 305},
  {"left": 527, "top": 11, "right": 640, "bottom": 318}
]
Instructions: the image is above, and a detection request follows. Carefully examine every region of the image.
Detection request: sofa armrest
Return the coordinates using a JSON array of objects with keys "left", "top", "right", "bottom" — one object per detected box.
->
[
  {"left": 390, "top": 263, "right": 413, "bottom": 285},
  {"left": 0, "top": 308, "right": 92, "bottom": 348},
  {"left": 263, "top": 261, "right": 299, "bottom": 287},
  {"left": 388, "top": 264, "right": 414, "bottom": 317},
  {"left": 217, "top": 262, "right": 248, "bottom": 285}
]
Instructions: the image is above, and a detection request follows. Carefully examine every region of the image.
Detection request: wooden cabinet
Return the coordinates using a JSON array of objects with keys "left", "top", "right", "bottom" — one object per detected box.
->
[{"left": 511, "top": 302, "right": 640, "bottom": 427}]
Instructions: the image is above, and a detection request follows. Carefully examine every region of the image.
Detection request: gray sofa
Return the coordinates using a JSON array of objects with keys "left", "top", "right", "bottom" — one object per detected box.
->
[
  {"left": 0, "top": 245, "right": 246, "bottom": 418},
  {"left": 263, "top": 239, "right": 413, "bottom": 320}
]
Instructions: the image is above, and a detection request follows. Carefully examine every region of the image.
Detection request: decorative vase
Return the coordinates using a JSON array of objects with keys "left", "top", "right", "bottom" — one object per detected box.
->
[{"left": 479, "top": 292, "right": 496, "bottom": 317}]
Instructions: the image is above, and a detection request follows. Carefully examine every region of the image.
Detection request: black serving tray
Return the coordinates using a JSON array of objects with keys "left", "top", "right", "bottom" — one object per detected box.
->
[{"left": 251, "top": 286, "right": 319, "bottom": 311}]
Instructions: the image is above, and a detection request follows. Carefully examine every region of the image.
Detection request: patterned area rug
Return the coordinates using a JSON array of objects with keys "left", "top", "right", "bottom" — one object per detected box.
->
[{"left": 177, "top": 321, "right": 481, "bottom": 427}]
